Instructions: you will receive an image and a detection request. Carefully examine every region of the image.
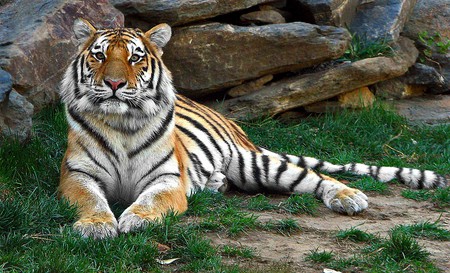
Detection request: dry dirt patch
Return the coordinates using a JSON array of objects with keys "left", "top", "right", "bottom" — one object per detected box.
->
[{"left": 207, "top": 185, "right": 450, "bottom": 272}]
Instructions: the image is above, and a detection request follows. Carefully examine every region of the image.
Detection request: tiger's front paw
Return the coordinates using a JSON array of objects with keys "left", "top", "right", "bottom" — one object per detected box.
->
[
  {"left": 73, "top": 214, "right": 118, "bottom": 239},
  {"left": 324, "top": 187, "right": 368, "bottom": 215},
  {"left": 118, "top": 205, "right": 160, "bottom": 233}
]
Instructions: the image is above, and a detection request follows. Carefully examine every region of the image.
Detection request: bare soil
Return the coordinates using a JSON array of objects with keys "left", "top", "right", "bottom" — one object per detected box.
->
[{"left": 206, "top": 184, "right": 450, "bottom": 272}]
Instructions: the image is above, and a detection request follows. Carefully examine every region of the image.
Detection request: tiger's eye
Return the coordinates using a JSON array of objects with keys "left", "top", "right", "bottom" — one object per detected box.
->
[
  {"left": 95, "top": 52, "right": 105, "bottom": 60},
  {"left": 130, "top": 54, "right": 140, "bottom": 62}
]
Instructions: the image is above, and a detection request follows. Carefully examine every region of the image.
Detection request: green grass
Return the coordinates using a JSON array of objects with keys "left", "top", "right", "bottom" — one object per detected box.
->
[
  {"left": 0, "top": 103, "right": 449, "bottom": 272},
  {"left": 221, "top": 245, "right": 255, "bottom": 259},
  {"left": 339, "top": 32, "right": 394, "bottom": 62},
  {"left": 262, "top": 218, "right": 301, "bottom": 236},
  {"left": 310, "top": 225, "right": 441, "bottom": 273},
  {"left": 392, "top": 220, "right": 450, "bottom": 241},
  {"left": 336, "top": 226, "right": 377, "bottom": 243},
  {"left": 348, "top": 177, "right": 390, "bottom": 194},
  {"left": 246, "top": 194, "right": 278, "bottom": 211},
  {"left": 280, "top": 193, "right": 319, "bottom": 215},
  {"left": 402, "top": 187, "right": 450, "bottom": 208},
  {"left": 305, "top": 249, "right": 334, "bottom": 263}
]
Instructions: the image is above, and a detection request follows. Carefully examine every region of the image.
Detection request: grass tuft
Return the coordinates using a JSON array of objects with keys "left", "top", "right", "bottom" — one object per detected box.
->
[
  {"left": 305, "top": 249, "right": 334, "bottom": 264},
  {"left": 340, "top": 32, "right": 394, "bottom": 62},
  {"left": 263, "top": 218, "right": 301, "bottom": 236},
  {"left": 392, "top": 220, "right": 450, "bottom": 241},
  {"left": 402, "top": 187, "right": 450, "bottom": 208},
  {"left": 379, "top": 229, "right": 429, "bottom": 262},
  {"left": 336, "top": 226, "right": 376, "bottom": 243},
  {"left": 281, "top": 193, "right": 319, "bottom": 215},
  {"left": 222, "top": 245, "right": 255, "bottom": 259},
  {"left": 246, "top": 194, "right": 277, "bottom": 211},
  {"left": 348, "top": 177, "right": 389, "bottom": 194}
]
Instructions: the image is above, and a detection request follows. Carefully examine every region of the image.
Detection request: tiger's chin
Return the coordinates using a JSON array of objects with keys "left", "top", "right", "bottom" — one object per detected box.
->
[{"left": 98, "top": 99, "right": 130, "bottom": 115}]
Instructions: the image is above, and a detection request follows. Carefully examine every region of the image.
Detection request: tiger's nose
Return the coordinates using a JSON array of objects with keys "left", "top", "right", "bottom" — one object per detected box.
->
[{"left": 104, "top": 79, "right": 126, "bottom": 91}]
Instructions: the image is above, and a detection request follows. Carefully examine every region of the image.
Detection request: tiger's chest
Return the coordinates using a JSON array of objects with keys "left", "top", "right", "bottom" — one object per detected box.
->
[{"left": 81, "top": 121, "right": 178, "bottom": 204}]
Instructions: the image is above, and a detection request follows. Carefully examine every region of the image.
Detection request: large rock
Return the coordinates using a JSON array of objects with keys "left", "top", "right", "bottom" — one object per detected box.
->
[
  {"left": 217, "top": 37, "right": 418, "bottom": 120},
  {"left": 0, "top": 69, "right": 12, "bottom": 103},
  {"left": 291, "top": 0, "right": 359, "bottom": 27},
  {"left": 240, "top": 10, "right": 286, "bottom": 25},
  {"left": 0, "top": 69, "right": 34, "bottom": 142},
  {"left": 403, "top": 0, "right": 450, "bottom": 94},
  {"left": 164, "top": 22, "right": 351, "bottom": 97},
  {"left": 393, "top": 95, "right": 450, "bottom": 125},
  {"left": 0, "top": 0, "right": 123, "bottom": 112},
  {"left": 403, "top": 0, "right": 450, "bottom": 41},
  {"left": 111, "top": 0, "right": 276, "bottom": 26},
  {"left": 373, "top": 63, "right": 445, "bottom": 99},
  {"left": 350, "top": 0, "right": 417, "bottom": 42}
]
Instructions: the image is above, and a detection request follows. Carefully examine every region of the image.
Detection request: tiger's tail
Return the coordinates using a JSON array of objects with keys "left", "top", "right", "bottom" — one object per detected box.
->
[
  {"left": 222, "top": 146, "right": 446, "bottom": 215},
  {"left": 260, "top": 148, "right": 448, "bottom": 189}
]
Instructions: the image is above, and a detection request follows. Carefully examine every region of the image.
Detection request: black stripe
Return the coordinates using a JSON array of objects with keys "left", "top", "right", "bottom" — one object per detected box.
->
[
  {"left": 315, "top": 160, "right": 324, "bottom": 170},
  {"left": 176, "top": 112, "right": 223, "bottom": 155},
  {"left": 128, "top": 106, "right": 174, "bottom": 158},
  {"left": 289, "top": 168, "right": 308, "bottom": 192},
  {"left": 296, "top": 156, "right": 305, "bottom": 168},
  {"left": 68, "top": 109, "right": 119, "bottom": 161},
  {"left": 148, "top": 58, "right": 155, "bottom": 89},
  {"left": 374, "top": 166, "right": 381, "bottom": 181},
  {"left": 140, "top": 173, "right": 180, "bottom": 195},
  {"left": 154, "top": 60, "right": 164, "bottom": 101},
  {"left": 72, "top": 57, "right": 82, "bottom": 99},
  {"left": 274, "top": 161, "right": 288, "bottom": 185},
  {"left": 79, "top": 55, "right": 86, "bottom": 84},
  {"left": 238, "top": 149, "right": 247, "bottom": 185},
  {"left": 418, "top": 170, "right": 425, "bottom": 189},
  {"left": 281, "top": 153, "right": 289, "bottom": 162},
  {"left": 314, "top": 179, "right": 324, "bottom": 199},
  {"left": 262, "top": 154, "right": 270, "bottom": 183},
  {"left": 191, "top": 153, "right": 211, "bottom": 178},
  {"left": 396, "top": 168, "right": 405, "bottom": 184},
  {"left": 178, "top": 140, "right": 204, "bottom": 188},
  {"left": 251, "top": 151, "right": 265, "bottom": 189},
  {"left": 105, "top": 152, "right": 122, "bottom": 187},
  {"left": 176, "top": 124, "right": 215, "bottom": 167},
  {"left": 136, "top": 149, "right": 174, "bottom": 187},
  {"left": 66, "top": 163, "right": 107, "bottom": 194},
  {"left": 77, "top": 140, "right": 112, "bottom": 177}
]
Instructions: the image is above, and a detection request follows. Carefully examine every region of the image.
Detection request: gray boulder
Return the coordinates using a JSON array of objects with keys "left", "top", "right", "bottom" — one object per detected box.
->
[
  {"left": 0, "top": 69, "right": 34, "bottom": 142},
  {"left": 0, "top": 0, "right": 123, "bottom": 111},
  {"left": 0, "top": 69, "right": 12, "bottom": 103},
  {"left": 292, "top": 0, "right": 359, "bottom": 27},
  {"left": 403, "top": 0, "right": 449, "bottom": 41},
  {"left": 111, "top": 0, "right": 276, "bottom": 26},
  {"left": 349, "top": 0, "right": 417, "bottom": 42},
  {"left": 163, "top": 22, "right": 351, "bottom": 97}
]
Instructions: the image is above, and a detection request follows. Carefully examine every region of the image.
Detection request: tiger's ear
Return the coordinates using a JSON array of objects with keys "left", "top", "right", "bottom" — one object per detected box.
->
[
  {"left": 73, "top": 18, "right": 96, "bottom": 43},
  {"left": 145, "top": 23, "right": 172, "bottom": 50}
]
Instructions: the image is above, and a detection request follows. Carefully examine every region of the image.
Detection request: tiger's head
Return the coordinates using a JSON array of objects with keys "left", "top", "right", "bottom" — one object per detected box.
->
[{"left": 60, "top": 19, "right": 175, "bottom": 117}]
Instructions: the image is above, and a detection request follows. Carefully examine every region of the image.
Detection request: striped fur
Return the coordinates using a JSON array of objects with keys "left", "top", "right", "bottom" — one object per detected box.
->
[{"left": 59, "top": 19, "right": 448, "bottom": 239}]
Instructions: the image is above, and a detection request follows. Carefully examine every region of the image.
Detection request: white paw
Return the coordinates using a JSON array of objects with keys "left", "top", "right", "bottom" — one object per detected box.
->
[
  {"left": 118, "top": 209, "right": 150, "bottom": 234},
  {"left": 73, "top": 218, "right": 118, "bottom": 239},
  {"left": 206, "top": 172, "right": 229, "bottom": 193},
  {"left": 324, "top": 188, "right": 368, "bottom": 215}
]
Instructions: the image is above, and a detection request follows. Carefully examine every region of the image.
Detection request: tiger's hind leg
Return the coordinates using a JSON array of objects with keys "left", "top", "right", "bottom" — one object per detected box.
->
[{"left": 226, "top": 147, "right": 368, "bottom": 215}]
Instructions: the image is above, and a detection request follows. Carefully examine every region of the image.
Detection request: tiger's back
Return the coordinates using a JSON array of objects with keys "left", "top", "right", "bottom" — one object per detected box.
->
[{"left": 59, "top": 19, "right": 447, "bottom": 239}]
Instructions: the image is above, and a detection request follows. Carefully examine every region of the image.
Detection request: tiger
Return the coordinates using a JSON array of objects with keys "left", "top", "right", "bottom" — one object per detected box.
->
[{"left": 59, "top": 18, "right": 448, "bottom": 239}]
